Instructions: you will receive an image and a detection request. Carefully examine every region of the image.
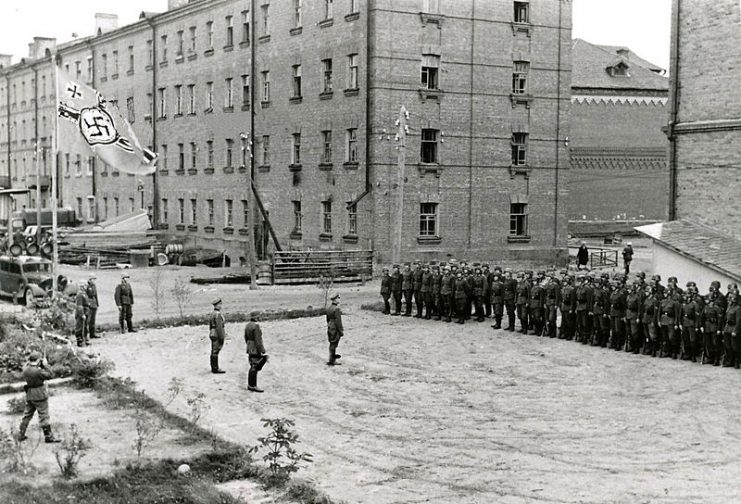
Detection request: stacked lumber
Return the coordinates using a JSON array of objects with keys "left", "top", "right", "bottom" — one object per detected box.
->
[
  {"left": 272, "top": 250, "right": 373, "bottom": 285},
  {"left": 58, "top": 231, "right": 159, "bottom": 266}
]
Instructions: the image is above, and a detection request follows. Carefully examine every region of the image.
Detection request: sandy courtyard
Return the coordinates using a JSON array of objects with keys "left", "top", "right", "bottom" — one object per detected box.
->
[{"left": 92, "top": 309, "right": 741, "bottom": 504}]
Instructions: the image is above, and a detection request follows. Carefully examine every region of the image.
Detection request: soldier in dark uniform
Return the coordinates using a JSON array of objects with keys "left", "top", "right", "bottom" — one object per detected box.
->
[
  {"left": 114, "top": 272, "right": 137, "bottom": 334},
  {"left": 75, "top": 280, "right": 90, "bottom": 347},
  {"left": 624, "top": 280, "right": 643, "bottom": 354},
  {"left": 544, "top": 274, "right": 561, "bottom": 338},
  {"left": 575, "top": 275, "right": 593, "bottom": 344},
  {"left": 401, "top": 263, "right": 413, "bottom": 317},
  {"left": 681, "top": 285, "right": 702, "bottom": 362},
  {"left": 17, "top": 352, "right": 60, "bottom": 443},
  {"left": 666, "top": 277, "right": 684, "bottom": 300},
  {"left": 326, "top": 293, "right": 344, "bottom": 366},
  {"left": 420, "top": 264, "right": 433, "bottom": 319},
  {"left": 591, "top": 274, "right": 610, "bottom": 347},
  {"left": 503, "top": 270, "right": 517, "bottom": 332},
  {"left": 529, "top": 277, "right": 546, "bottom": 336},
  {"left": 489, "top": 272, "right": 505, "bottom": 330},
  {"left": 430, "top": 263, "right": 442, "bottom": 320},
  {"left": 86, "top": 273, "right": 100, "bottom": 339},
  {"left": 209, "top": 298, "right": 227, "bottom": 373},
  {"left": 702, "top": 282, "right": 726, "bottom": 365},
  {"left": 244, "top": 316, "right": 268, "bottom": 392},
  {"left": 412, "top": 262, "right": 424, "bottom": 318},
  {"left": 659, "top": 287, "right": 681, "bottom": 358},
  {"left": 464, "top": 266, "right": 475, "bottom": 320},
  {"left": 608, "top": 276, "right": 627, "bottom": 351},
  {"left": 559, "top": 275, "right": 576, "bottom": 340},
  {"left": 391, "top": 264, "right": 402, "bottom": 315},
  {"left": 472, "top": 267, "right": 487, "bottom": 322},
  {"left": 650, "top": 274, "right": 666, "bottom": 300},
  {"left": 453, "top": 271, "right": 469, "bottom": 324},
  {"left": 440, "top": 267, "right": 454, "bottom": 323},
  {"left": 622, "top": 242, "right": 634, "bottom": 275},
  {"left": 722, "top": 285, "right": 741, "bottom": 368},
  {"left": 515, "top": 272, "right": 530, "bottom": 334},
  {"left": 380, "top": 267, "right": 392, "bottom": 315},
  {"left": 482, "top": 264, "right": 492, "bottom": 318},
  {"left": 642, "top": 287, "right": 661, "bottom": 357}
]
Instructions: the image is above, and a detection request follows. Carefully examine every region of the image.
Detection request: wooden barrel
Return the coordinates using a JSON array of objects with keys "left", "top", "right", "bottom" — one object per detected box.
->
[{"left": 256, "top": 262, "right": 272, "bottom": 285}]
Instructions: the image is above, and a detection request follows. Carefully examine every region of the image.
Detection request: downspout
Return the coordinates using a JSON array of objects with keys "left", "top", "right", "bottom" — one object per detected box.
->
[
  {"left": 88, "top": 42, "right": 98, "bottom": 222},
  {"left": 666, "top": 0, "right": 681, "bottom": 221},
  {"left": 553, "top": 0, "right": 563, "bottom": 247},
  {"left": 467, "top": 0, "right": 475, "bottom": 248},
  {"left": 4, "top": 74, "right": 10, "bottom": 190},
  {"left": 148, "top": 19, "right": 160, "bottom": 227}
]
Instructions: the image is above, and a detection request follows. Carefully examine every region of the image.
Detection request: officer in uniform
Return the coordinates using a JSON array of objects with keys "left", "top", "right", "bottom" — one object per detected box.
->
[
  {"left": 482, "top": 264, "right": 492, "bottom": 318},
  {"left": 114, "top": 272, "right": 137, "bottom": 334},
  {"left": 503, "top": 270, "right": 517, "bottom": 332},
  {"left": 591, "top": 274, "right": 611, "bottom": 347},
  {"left": 681, "top": 284, "right": 702, "bottom": 362},
  {"left": 440, "top": 266, "right": 454, "bottom": 323},
  {"left": 17, "top": 351, "right": 60, "bottom": 443},
  {"left": 529, "top": 276, "right": 546, "bottom": 336},
  {"left": 722, "top": 285, "right": 741, "bottom": 368},
  {"left": 559, "top": 275, "right": 576, "bottom": 340},
  {"left": 608, "top": 276, "right": 627, "bottom": 350},
  {"left": 430, "top": 263, "right": 442, "bottom": 320},
  {"left": 391, "top": 264, "right": 402, "bottom": 315},
  {"left": 489, "top": 272, "right": 505, "bottom": 330},
  {"left": 624, "top": 280, "right": 644, "bottom": 354},
  {"left": 622, "top": 242, "right": 634, "bottom": 275},
  {"left": 472, "top": 267, "right": 487, "bottom": 322},
  {"left": 642, "top": 286, "right": 661, "bottom": 357},
  {"left": 420, "top": 264, "right": 433, "bottom": 319},
  {"left": 326, "top": 293, "right": 344, "bottom": 366},
  {"left": 86, "top": 273, "right": 100, "bottom": 339},
  {"left": 702, "top": 282, "right": 725, "bottom": 365},
  {"left": 659, "top": 286, "right": 681, "bottom": 358},
  {"left": 544, "top": 274, "right": 561, "bottom": 338},
  {"left": 380, "top": 267, "right": 392, "bottom": 314},
  {"left": 453, "top": 271, "right": 469, "bottom": 324},
  {"left": 209, "top": 298, "right": 227, "bottom": 373},
  {"left": 412, "top": 262, "right": 424, "bottom": 318},
  {"left": 75, "top": 280, "right": 90, "bottom": 347},
  {"left": 515, "top": 272, "right": 531, "bottom": 334},
  {"left": 401, "top": 263, "right": 413, "bottom": 317},
  {"left": 575, "top": 275, "right": 593, "bottom": 344},
  {"left": 244, "top": 316, "right": 268, "bottom": 392}
]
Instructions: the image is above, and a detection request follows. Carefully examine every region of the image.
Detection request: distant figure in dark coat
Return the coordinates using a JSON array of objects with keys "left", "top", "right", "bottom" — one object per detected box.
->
[
  {"left": 244, "top": 317, "right": 268, "bottom": 392},
  {"left": 326, "top": 293, "right": 344, "bottom": 366},
  {"left": 577, "top": 242, "right": 589, "bottom": 270},
  {"left": 622, "top": 242, "right": 634, "bottom": 275}
]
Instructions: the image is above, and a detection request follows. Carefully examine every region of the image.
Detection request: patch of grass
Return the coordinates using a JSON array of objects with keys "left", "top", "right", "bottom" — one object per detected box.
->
[
  {"left": 360, "top": 301, "right": 385, "bottom": 312},
  {"left": 287, "top": 479, "right": 337, "bottom": 504}
]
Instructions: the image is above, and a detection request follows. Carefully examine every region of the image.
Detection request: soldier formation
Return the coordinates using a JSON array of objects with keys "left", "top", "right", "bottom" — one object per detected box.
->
[{"left": 380, "top": 262, "right": 741, "bottom": 368}]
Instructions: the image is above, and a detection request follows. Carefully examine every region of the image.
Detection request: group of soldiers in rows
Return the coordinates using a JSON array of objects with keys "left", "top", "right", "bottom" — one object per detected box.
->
[{"left": 380, "top": 262, "right": 741, "bottom": 367}]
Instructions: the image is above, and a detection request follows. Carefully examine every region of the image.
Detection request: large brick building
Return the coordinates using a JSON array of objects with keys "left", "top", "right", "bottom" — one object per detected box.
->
[
  {"left": 569, "top": 39, "right": 668, "bottom": 222},
  {"left": 667, "top": 0, "right": 741, "bottom": 241},
  {"left": 1, "top": 0, "right": 571, "bottom": 264}
]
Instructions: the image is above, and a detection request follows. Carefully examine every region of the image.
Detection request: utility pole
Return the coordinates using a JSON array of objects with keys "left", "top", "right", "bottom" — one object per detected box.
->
[
  {"left": 34, "top": 141, "right": 41, "bottom": 233},
  {"left": 391, "top": 105, "right": 408, "bottom": 265},
  {"left": 241, "top": 133, "right": 258, "bottom": 289}
]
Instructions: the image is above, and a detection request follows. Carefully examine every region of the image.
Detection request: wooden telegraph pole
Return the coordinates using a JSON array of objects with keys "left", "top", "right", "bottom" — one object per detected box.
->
[
  {"left": 241, "top": 133, "right": 258, "bottom": 290},
  {"left": 391, "top": 105, "right": 408, "bottom": 265}
]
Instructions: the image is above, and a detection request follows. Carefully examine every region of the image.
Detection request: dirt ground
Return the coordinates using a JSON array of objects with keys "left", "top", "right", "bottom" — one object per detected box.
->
[
  {"left": 0, "top": 388, "right": 213, "bottom": 482},
  {"left": 91, "top": 303, "right": 741, "bottom": 504}
]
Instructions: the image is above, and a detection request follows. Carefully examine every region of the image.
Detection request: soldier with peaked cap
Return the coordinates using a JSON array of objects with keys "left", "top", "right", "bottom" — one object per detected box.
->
[
  {"left": 75, "top": 279, "right": 90, "bottom": 347},
  {"left": 209, "top": 298, "right": 227, "bottom": 373},
  {"left": 380, "top": 267, "right": 392, "bottom": 315},
  {"left": 401, "top": 263, "right": 414, "bottom": 317},
  {"left": 624, "top": 279, "right": 644, "bottom": 354},
  {"left": 472, "top": 267, "right": 487, "bottom": 322},
  {"left": 391, "top": 264, "right": 403, "bottom": 315},
  {"left": 681, "top": 283, "right": 702, "bottom": 362},
  {"left": 114, "top": 271, "right": 137, "bottom": 334},
  {"left": 575, "top": 274, "right": 593, "bottom": 344},
  {"left": 86, "top": 272, "right": 100, "bottom": 339},
  {"left": 544, "top": 274, "right": 561, "bottom": 338},
  {"left": 559, "top": 275, "right": 576, "bottom": 340},
  {"left": 17, "top": 351, "right": 60, "bottom": 444},
  {"left": 440, "top": 266, "right": 454, "bottom": 323},
  {"left": 608, "top": 276, "right": 627, "bottom": 350},
  {"left": 702, "top": 283, "right": 725, "bottom": 365},
  {"left": 489, "top": 271, "right": 505, "bottom": 330},
  {"left": 642, "top": 285, "right": 661, "bottom": 357},
  {"left": 453, "top": 271, "right": 469, "bottom": 324},
  {"left": 326, "top": 292, "right": 344, "bottom": 365},
  {"left": 622, "top": 242, "right": 634, "bottom": 275},
  {"left": 515, "top": 272, "right": 531, "bottom": 334},
  {"left": 244, "top": 315, "right": 268, "bottom": 392},
  {"left": 528, "top": 276, "right": 546, "bottom": 336}
]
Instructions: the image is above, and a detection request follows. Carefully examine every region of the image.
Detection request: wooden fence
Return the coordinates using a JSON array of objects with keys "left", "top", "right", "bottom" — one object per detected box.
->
[{"left": 272, "top": 250, "right": 373, "bottom": 285}]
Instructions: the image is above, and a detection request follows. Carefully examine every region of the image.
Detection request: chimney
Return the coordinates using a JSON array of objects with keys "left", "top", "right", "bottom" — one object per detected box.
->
[
  {"left": 0, "top": 54, "right": 12, "bottom": 69},
  {"left": 28, "top": 37, "right": 56, "bottom": 59},
  {"left": 168, "top": 0, "right": 189, "bottom": 11},
  {"left": 95, "top": 13, "right": 119, "bottom": 35}
]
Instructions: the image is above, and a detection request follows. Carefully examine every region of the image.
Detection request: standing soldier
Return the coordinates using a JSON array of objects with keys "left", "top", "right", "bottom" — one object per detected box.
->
[
  {"left": 380, "top": 267, "right": 392, "bottom": 315},
  {"left": 503, "top": 269, "right": 518, "bottom": 332},
  {"left": 453, "top": 271, "right": 469, "bottom": 324},
  {"left": 431, "top": 263, "right": 442, "bottom": 320},
  {"left": 472, "top": 267, "right": 487, "bottom": 322},
  {"left": 591, "top": 274, "right": 610, "bottom": 347},
  {"left": 17, "top": 352, "right": 60, "bottom": 443},
  {"left": 209, "top": 298, "right": 226, "bottom": 374},
  {"left": 624, "top": 280, "right": 644, "bottom": 354},
  {"left": 114, "top": 272, "right": 137, "bottom": 334},
  {"left": 575, "top": 275, "right": 593, "bottom": 344},
  {"left": 391, "top": 264, "right": 403, "bottom": 316},
  {"left": 464, "top": 266, "right": 475, "bottom": 320},
  {"left": 401, "top": 263, "right": 413, "bottom": 317},
  {"left": 489, "top": 272, "right": 505, "bottom": 330},
  {"left": 609, "top": 276, "right": 627, "bottom": 351},
  {"left": 559, "top": 275, "right": 576, "bottom": 340},
  {"left": 544, "top": 274, "right": 561, "bottom": 338},
  {"left": 528, "top": 276, "right": 546, "bottom": 336},
  {"left": 412, "top": 262, "right": 424, "bottom": 318},
  {"left": 420, "top": 264, "right": 433, "bottom": 319},
  {"left": 515, "top": 272, "right": 531, "bottom": 334},
  {"left": 622, "top": 242, "right": 634, "bottom": 275},
  {"left": 681, "top": 284, "right": 702, "bottom": 362},
  {"left": 326, "top": 293, "right": 344, "bottom": 366},
  {"left": 244, "top": 316, "right": 268, "bottom": 392},
  {"left": 86, "top": 273, "right": 100, "bottom": 339},
  {"left": 482, "top": 264, "right": 492, "bottom": 319},
  {"left": 75, "top": 280, "right": 90, "bottom": 347},
  {"left": 642, "top": 287, "right": 661, "bottom": 357},
  {"left": 701, "top": 288, "right": 724, "bottom": 365},
  {"left": 722, "top": 286, "right": 741, "bottom": 368},
  {"left": 659, "top": 286, "right": 681, "bottom": 359},
  {"left": 440, "top": 266, "right": 454, "bottom": 323}
]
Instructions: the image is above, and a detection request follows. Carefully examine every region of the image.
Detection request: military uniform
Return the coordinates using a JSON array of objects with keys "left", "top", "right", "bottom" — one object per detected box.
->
[
  {"left": 515, "top": 278, "right": 531, "bottom": 333},
  {"left": 489, "top": 275, "right": 505, "bottom": 329},
  {"left": 380, "top": 270, "right": 392, "bottom": 314},
  {"left": 624, "top": 287, "right": 643, "bottom": 353},
  {"left": 483, "top": 266, "right": 492, "bottom": 318},
  {"left": 412, "top": 265, "right": 424, "bottom": 318},
  {"left": 722, "top": 298, "right": 741, "bottom": 368},
  {"left": 559, "top": 280, "right": 576, "bottom": 340},
  {"left": 401, "top": 267, "right": 413, "bottom": 317},
  {"left": 440, "top": 271, "right": 454, "bottom": 323},
  {"left": 609, "top": 285, "right": 627, "bottom": 351},
  {"left": 454, "top": 275, "right": 469, "bottom": 324},
  {"left": 326, "top": 295, "right": 344, "bottom": 365},
  {"left": 391, "top": 267, "right": 403, "bottom": 315},
  {"left": 681, "top": 295, "right": 702, "bottom": 362},
  {"left": 575, "top": 280, "right": 593, "bottom": 343},
  {"left": 209, "top": 300, "right": 227, "bottom": 373},
  {"left": 18, "top": 354, "right": 60, "bottom": 443},
  {"left": 245, "top": 320, "right": 268, "bottom": 391},
  {"left": 421, "top": 268, "right": 433, "bottom": 319},
  {"left": 701, "top": 296, "right": 724, "bottom": 365},
  {"left": 431, "top": 267, "right": 442, "bottom": 320},
  {"left": 659, "top": 295, "right": 681, "bottom": 358},
  {"left": 544, "top": 278, "right": 561, "bottom": 338},
  {"left": 503, "top": 275, "right": 517, "bottom": 332},
  {"left": 74, "top": 285, "right": 90, "bottom": 347},
  {"left": 85, "top": 277, "right": 100, "bottom": 339},
  {"left": 529, "top": 282, "right": 545, "bottom": 335},
  {"left": 591, "top": 282, "right": 610, "bottom": 347},
  {"left": 642, "top": 292, "right": 660, "bottom": 357},
  {"left": 114, "top": 275, "right": 136, "bottom": 333},
  {"left": 472, "top": 271, "right": 488, "bottom": 322}
]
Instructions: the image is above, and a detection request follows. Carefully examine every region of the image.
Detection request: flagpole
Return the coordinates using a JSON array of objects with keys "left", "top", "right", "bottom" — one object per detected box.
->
[{"left": 51, "top": 59, "right": 59, "bottom": 296}]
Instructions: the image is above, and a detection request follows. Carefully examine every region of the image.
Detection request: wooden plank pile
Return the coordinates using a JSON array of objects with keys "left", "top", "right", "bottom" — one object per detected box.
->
[
  {"left": 272, "top": 250, "right": 373, "bottom": 285},
  {"left": 58, "top": 231, "right": 159, "bottom": 267}
]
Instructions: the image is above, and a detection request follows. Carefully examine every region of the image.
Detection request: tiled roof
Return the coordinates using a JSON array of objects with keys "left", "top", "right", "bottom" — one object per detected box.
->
[
  {"left": 595, "top": 44, "right": 666, "bottom": 74},
  {"left": 572, "top": 39, "right": 669, "bottom": 92},
  {"left": 635, "top": 220, "right": 741, "bottom": 282}
]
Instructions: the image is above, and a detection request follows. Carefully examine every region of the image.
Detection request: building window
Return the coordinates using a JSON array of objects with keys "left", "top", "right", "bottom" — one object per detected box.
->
[
  {"left": 421, "top": 129, "right": 438, "bottom": 163},
  {"left": 242, "top": 200, "right": 249, "bottom": 227},
  {"left": 206, "top": 81, "right": 214, "bottom": 111},
  {"left": 103, "top": 197, "right": 109, "bottom": 220},
  {"left": 101, "top": 54, "right": 108, "bottom": 78},
  {"left": 224, "top": 199, "right": 233, "bottom": 227},
  {"left": 292, "top": 65, "right": 302, "bottom": 97},
  {"left": 241, "top": 136, "right": 248, "bottom": 166},
  {"left": 510, "top": 203, "right": 528, "bottom": 236},
  {"left": 114, "top": 197, "right": 120, "bottom": 216},
  {"left": 294, "top": 0, "right": 303, "bottom": 27},
  {"left": 76, "top": 197, "right": 83, "bottom": 219},
  {"left": 241, "top": 75, "right": 250, "bottom": 107},
  {"left": 75, "top": 61, "right": 81, "bottom": 79},
  {"left": 322, "top": 130, "right": 332, "bottom": 164},
  {"left": 291, "top": 133, "right": 301, "bottom": 165},
  {"left": 178, "top": 198, "right": 185, "bottom": 224},
  {"left": 225, "top": 15, "right": 234, "bottom": 46},
  {"left": 350, "top": 0, "right": 359, "bottom": 14},
  {"left": 160, "top": 144, "right": 168, "bottom": 171},
  {"left": 129, "top": 197, "right": 136, "bottom": 213},
  {"left": 86, "top": 156, "right": 94, "bottom": 176},
  {"left": 261, "top": 135, "right": 270, "bottom": 165},
  {"left": 86, "top": 57, "right": 93, "bottom": 82},
  {"left": 206, "top": 21, "right": 214, "bottom": 49},
  {"left": 146, "top": 40, "right": 153, "bottom": 67},
  {"left": 261, "top": 4, "right": 269, "bottom": 36},
  {"left": 347, "top": 203, "right": 357, "bottom": 235},
  {"left": 126, "top": 97, "right": 135, "bottom": 123},
  {"left": 514, "top": 1, "right": 529, "bottom": 23},
  {"left": 225, "top": 77, "right": 233, "bottom": 108},
  {"left": 178, "top": 143, "right": 185, "bottom": 171},
  {"left": 190, "top": 142, "right": 197, "bottom": 169},
  {"left": 322, "top": 201, "right": 332, "bottom": 234},
  {"left": 190, "top": 199, "right": 197, "bottom": 224},
  {"left": 292, "top": 200, "right": 302, "bottom": 232},
  {"left": 160, "top": 35, "right": 167, "bottom": 61},
  {"left": 421, "top": 54, "right": 440, "bottom": 90},
  {"left": 324, "top": 0, "right": 333, "bottom": 20},
  {"left": 175, "top": 85, "right": 182, "bottom": 115},
  {"left": 226, "top": 138, "right": 234, "bottom": 167},
  {"left": 207, "top": 199, "right": 214, "bottom": 226},
  {"left": 348, "top": 54, "right": 358, "bottom": 89},
  {"left": 64, "top": 153, "right": 70, "bottom": 175},
  {"left": 322, "top": 59, "right": 333, "bottom": 92},
  {"left": 158, "top": 87, "right": 166, "bottom": 118},
  {"left": 146, "top": 92, "right": 153, "bottom": 117},
  {"left": 187, "top": 84, "right": 195, "bottom": 114},
  {"left": 128, "top": 45, "right": 134, "bottom": 73},
  {"left": 241, "top": 11, "right": 250, "bottom": 43},
  {"left": 207, "top": 140, "right": 214, "bottom": 168},
  {"left": 511, "top": 133, "right": 527, "bottom": 166},
  {"left": 419, "top": 203, "right": 438, "bottom": 237},
  {"left": 75, "top": 154, "right": 82, "bottom": 176},
  {"left": 177, "top": 30, "right": 184, "bottom": 57},
  {"left": 346, "top": 128, "right": 358, "bottom": 162},
  {"left": 512, "top": 61, "right": 529, "bottom": 94},
  {"left": 189, "top": 26, "right": 197, "bottom": 51},
  {"left": 261, "top": 71, "right": 270, "bottom": 102},
  {"left": 423, "top": 0, "right": 439, "bottom": 13},
  {"left": 161, "top": 198, "right": 168, "bottom": 223}
]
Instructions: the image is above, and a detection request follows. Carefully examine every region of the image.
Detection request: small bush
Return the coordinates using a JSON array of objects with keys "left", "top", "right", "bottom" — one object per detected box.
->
[
  {"left": 54, "top": 423, "right": 91, "bottom": 479},
  {"left": 132, "top": 407, "right": 163, "bottom": 461},
  {"left": 249, "top": 417, "right": 313, "bottom": 488},
  {"left": 32, "top": 296, "right": 76, "bottom": 336},
  {"left": 71, "top": 354, "right": 114, "bottom": 389},
  {"left": 0, "top": 424, "right": 39, "bottom": 475},
  {"left": 186, "top": 392, "right": 209, "bottom": 426}
]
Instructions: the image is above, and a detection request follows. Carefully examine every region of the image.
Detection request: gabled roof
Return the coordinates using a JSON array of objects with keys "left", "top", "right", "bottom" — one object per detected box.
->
[
  {"left": 596, "top": 43, "right": 665, "bottom": 74},
  {"left": 635, "top": 220, "right": 741, "bottom": 282},
  {"left": 572, "top": 39, "right": 669, "bottom": 92}
]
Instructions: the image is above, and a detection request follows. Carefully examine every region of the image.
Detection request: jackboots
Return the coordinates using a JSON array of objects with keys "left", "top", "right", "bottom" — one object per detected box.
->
[{"left": 210, "top": 356, "right": 226, "bottom": 374}]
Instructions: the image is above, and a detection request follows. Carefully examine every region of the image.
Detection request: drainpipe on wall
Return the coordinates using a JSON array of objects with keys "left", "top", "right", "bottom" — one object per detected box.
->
[
  {"left": 553, "top": 0, "right": 563, "bottom": 248},
  {"left": 148, "top": 19, "right": 159, "bottom": 228},
  {"left": 666, "top": 0, "right": 681, "bottom": 221},
  {"left": 88, "top": 41, "right": 98, "bottom": 222}
]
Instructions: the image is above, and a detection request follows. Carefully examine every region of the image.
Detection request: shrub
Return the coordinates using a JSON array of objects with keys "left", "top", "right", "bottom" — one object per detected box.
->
[
  {"left": 0, "top": 424, "right": 39, "bottom": 475},
  {"left": 71, "top": 354, "right": 114, "bottom": 389},
  {"left": 54, "top": 423, "right": 91, "bottom": 479},
  {"left": 132, "top": 407, "right": 163, "bottom": 461},
  {"left": 249, "top": 418, "right": 313, "bottom": 488}
]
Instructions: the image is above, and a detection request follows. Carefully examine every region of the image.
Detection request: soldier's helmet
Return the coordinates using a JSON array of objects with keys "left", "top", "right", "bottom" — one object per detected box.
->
[
  {"left": 636, "top": 271, "right": 646, "bottom": 279},
  {"left": 382, "top": 267, "right": 389, "bottom": 272},
  {"left": 475, "top": 267, "right": 482, "bottom": 274}
]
